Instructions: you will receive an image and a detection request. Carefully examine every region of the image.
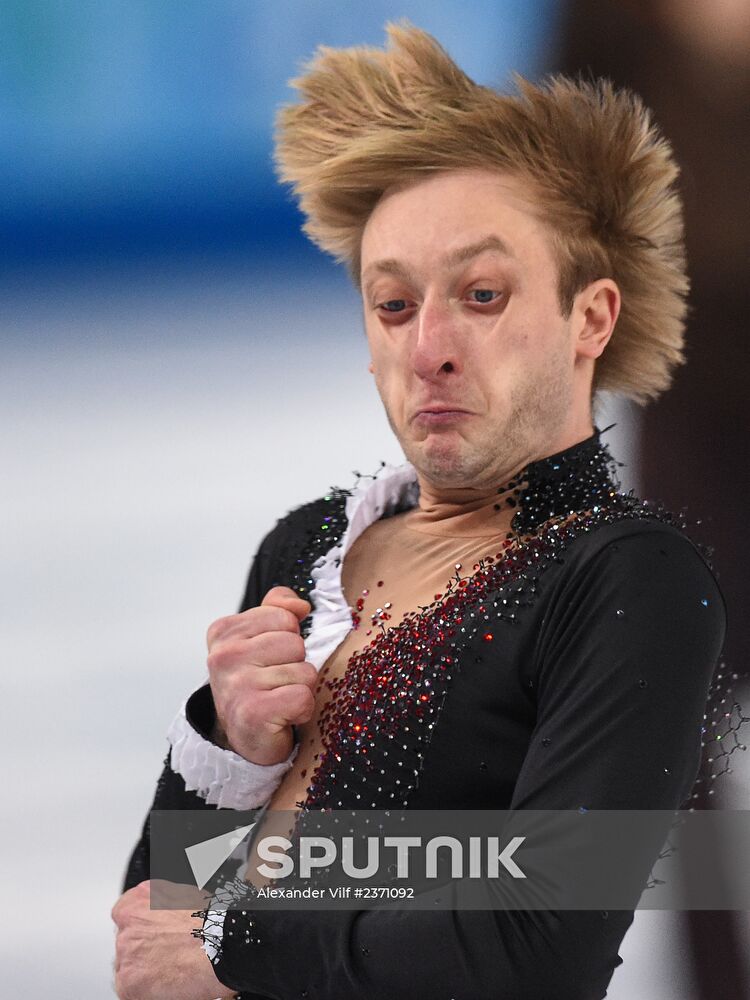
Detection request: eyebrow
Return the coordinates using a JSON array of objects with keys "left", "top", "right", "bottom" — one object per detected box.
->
[{"left": 361, "top": 234, "right": 517, "bottom": 290}]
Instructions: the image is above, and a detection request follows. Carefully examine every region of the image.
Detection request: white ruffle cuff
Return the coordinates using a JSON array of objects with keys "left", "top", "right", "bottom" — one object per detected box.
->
[{"left": 166, "top": 697, "right": 300, "bottom": 810}]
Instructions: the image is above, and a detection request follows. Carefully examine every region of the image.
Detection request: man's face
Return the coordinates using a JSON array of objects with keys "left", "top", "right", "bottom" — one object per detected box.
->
[{"left": 360, "top": 168, "right": 584, "bottom": 490}]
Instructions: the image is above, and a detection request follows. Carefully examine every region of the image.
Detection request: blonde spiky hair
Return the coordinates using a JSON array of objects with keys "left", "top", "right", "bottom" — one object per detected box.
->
[{"left": 273, "top": 19, "right": 689, "bottom": 405}]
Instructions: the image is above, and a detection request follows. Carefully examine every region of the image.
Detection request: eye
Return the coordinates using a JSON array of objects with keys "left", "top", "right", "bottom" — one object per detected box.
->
[
  {"left": 379, "top": 299, "right": 409, "bottom": 313},
  {"left": 467, "top": 289, "right": 503, "bottom": 305},
  {"left": 374, "top": 298, "right": 415, "bottom": 323}
]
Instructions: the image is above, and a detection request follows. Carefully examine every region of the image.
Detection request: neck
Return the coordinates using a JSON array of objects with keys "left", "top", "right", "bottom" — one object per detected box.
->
[{"left": 403, "top": 425, "right": 618, "bottom": 538}]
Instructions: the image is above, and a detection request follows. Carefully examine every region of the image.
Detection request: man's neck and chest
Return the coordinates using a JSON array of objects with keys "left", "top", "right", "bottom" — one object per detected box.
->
[
  {"left": 262, "top": 424, "right": 659, "bottom": 817},
  {"left": 182, "top": 422, "right": 723, "bottom": 886},
  {"left": 265, "top": 490, "right": 521, "bottom": 815}
]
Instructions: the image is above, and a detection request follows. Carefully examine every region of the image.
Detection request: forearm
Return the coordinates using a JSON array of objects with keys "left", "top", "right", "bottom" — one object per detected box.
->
[
  {"left": 121, "top": 686, "right": 299, "bottom": 894},
  {"left": 208, "top": 902, "right": 630, "bottom": 1000}
]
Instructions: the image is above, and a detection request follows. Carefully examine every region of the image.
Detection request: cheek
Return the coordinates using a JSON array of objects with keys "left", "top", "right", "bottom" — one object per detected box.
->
[
  {"left": 498, "top": 316, "right": 558, "bottom": 366},
  {"left": 468, "top": 332, "right": 537, "bottom": 402},
  {"left": 365, "top": 323, "right": 395, "bottom": 370},
  {"left": 373, "top": 366, "right": 401, "bottom": 406},
  {"left": 369, "top": 336, "right": 405, "bottom": 385},
  {"left": 372, "top": 365, "right": 410, "bottom": 423},
  {"left": 471, "top": 323, "right": 531, "bottom": 379}
]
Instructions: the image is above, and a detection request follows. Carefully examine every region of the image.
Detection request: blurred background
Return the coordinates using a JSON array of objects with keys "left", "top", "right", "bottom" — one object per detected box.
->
[{"left": 2, "top": 2, "right": 748, "bottom": 996}]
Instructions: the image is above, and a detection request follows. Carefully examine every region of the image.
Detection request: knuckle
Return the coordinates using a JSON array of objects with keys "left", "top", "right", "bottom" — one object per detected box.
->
[
  {"left": 275, "top": 628, "right": 303, "bottom": 655},
  {"left": 206, "top": 615, "right": 234, "bottom": 649},
  {"left": 206, "top": 639, "right": 246, "bottom": 673},
  {"left": 289, "top": 683, "right": 315, "bottom": 715},
  {"left": 254, "top": 628, "right": 303, "bottom": 666},
  {"left": 271, "top": 606, "right": 302, "bottom": 631},
  {"left": 300, "top": 661, "right": 319, "bottom": 687},
  {"left": 206, "top": 649, "right": 222, "bottom": 673}
]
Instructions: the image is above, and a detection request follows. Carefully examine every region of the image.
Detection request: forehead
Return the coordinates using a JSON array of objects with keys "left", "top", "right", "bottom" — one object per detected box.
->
[{"left": 360, "top": 168, "right": 553, "bottom": 281}]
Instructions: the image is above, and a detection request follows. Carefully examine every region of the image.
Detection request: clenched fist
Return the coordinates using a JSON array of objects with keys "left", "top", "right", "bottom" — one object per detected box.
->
[
  {"left": 205, "top": 586, "right": 318, "bottom": 766},
  {"left": 111, "top": 880, "right": 235, "bottom": 1000}
]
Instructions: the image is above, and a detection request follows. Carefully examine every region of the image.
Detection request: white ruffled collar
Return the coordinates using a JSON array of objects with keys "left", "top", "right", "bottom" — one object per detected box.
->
[
  {"left": 303, "top": 459, "right": 419, "bottom": 670},
  {"left": 302, "top": 425, "right": 615, "bottom": 670}
]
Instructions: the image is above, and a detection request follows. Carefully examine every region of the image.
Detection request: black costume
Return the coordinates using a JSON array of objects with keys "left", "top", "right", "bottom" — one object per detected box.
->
[{"left": 122, "top": 426, "right": 733, "bottom": 999}]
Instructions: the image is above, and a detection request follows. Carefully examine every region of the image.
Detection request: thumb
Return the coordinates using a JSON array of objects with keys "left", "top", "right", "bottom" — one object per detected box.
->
[{"left": 261, "top": 585, "right": 312, "bottom": 623}]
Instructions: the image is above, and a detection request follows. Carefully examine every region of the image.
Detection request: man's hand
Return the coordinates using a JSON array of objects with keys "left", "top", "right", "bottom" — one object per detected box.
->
[
  {"left": 111, "top": 880, "right": 235, "bottom": 1000},
  {"left": 206, "top": 585, "right": 317, "bottom": 765}
]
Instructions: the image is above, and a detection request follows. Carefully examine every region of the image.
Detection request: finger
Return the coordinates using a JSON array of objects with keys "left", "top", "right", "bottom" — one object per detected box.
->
[
  {"left": 207, "top": 630, "right": 307, "bottom": 673},
  {"left": 260, "top": 682, "right": 316, "bottom": 727},
  {"left": 261, "top": 586, "right": 312, "bottom": 621},
  {"left": 149, "top": 878, "right": 211, "bottom": 910},
  {"left": 206, "top": 605, "right": 302, "bottom": 649},
  {"left": 110, "top": 889, "right": 133, "bottom": 928},
  {"left": 243, "top": 659, "right": 319, "bottom": 691},
  {"left": 113, "top": 878, "right": 151, "bottom": 917}
]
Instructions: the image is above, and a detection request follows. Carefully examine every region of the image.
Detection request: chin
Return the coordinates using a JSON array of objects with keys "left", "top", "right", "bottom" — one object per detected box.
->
[{"left": 409, "top": 436, "right": 475, "bottom": 483}]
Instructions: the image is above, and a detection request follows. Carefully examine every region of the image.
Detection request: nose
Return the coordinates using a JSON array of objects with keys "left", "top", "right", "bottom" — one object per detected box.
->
[{"left": 411, "top": 296, "right": 462, "bottom": 380}]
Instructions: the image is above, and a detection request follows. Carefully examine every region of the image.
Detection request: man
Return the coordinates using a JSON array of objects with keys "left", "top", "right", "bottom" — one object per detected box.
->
[{"left": 112, "top": 21, "right": 733, "bottom": 1000}]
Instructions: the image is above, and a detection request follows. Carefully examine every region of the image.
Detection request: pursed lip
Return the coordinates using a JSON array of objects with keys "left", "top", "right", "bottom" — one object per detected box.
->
[{"left": 411, "top": 405, "right": 474, "bottom": 422}]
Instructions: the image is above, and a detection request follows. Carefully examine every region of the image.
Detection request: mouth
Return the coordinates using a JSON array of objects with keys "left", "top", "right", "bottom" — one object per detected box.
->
[{"left": 412, "top": 407, "right": 473, "bottom": 427}]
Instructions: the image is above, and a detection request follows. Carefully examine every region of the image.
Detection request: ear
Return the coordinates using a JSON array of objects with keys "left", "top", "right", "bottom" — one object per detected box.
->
[
  {"left": 368, "top": 360, "right": 375, "bottom": 374},
  {"left": 572, "top": 279, "right": 621, "bottom": 361}
]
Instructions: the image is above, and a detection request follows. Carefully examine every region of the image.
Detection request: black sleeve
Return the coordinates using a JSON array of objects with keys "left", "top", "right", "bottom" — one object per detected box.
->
[
  {"left": 237, "top": 520, "right": 287, "bottom": 612},
  {"left": 209, "top": 528, "right": 727, "bottom": 1000},
  {"left": 120, "top": 523, "right": 285, "bottom": 894}
]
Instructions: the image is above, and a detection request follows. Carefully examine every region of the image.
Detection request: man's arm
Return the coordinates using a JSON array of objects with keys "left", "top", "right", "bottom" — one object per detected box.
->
[
  {"left": 205, "top": 527, "right": 727, "bottom": 1000},
  {"left": 121, "top": 523, "right": 301, "bottom": 894}
]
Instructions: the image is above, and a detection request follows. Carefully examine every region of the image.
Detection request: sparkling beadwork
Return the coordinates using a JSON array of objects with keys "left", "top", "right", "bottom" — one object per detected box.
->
[{"left": 203, "top": 429, "right": 748, "bottom": 966}]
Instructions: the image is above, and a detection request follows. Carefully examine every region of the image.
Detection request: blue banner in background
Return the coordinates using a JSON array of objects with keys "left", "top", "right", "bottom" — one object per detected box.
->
[{"left": 0, "top": 1, "right": 558, "bottom": 270}]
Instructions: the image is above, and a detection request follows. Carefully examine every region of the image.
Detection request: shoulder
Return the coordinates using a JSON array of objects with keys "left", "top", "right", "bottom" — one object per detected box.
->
[
  {"left": 561, "top": 513, "right": 710, "bottom": 568},
  {"left": 538, "top": 503, "right": 727, "bottom": 631},
  {"left": 256, "top": 460, "right": 417, "bottom": 574},
  {"left": 261, "top": 490, "right": 350, "bottom": 551},
  {"left": 243, "top": 485, "right": 354, "bottom": 605},
  {"left": 529, "top": 506, "right": 728, "bottom": 713}
]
